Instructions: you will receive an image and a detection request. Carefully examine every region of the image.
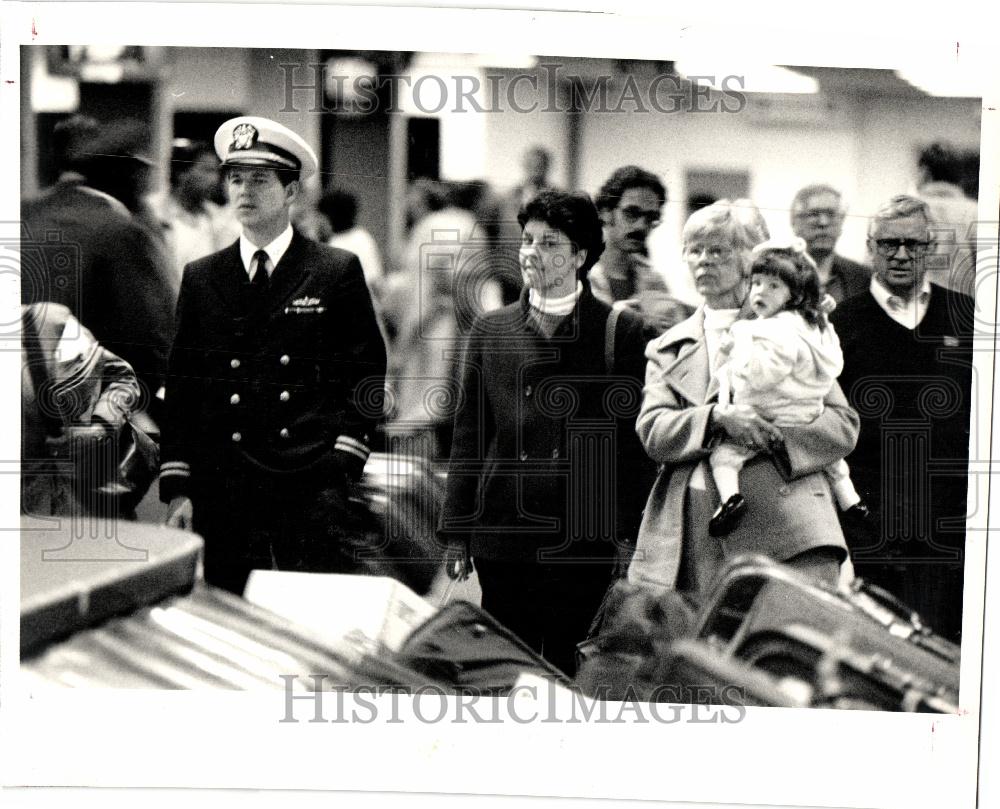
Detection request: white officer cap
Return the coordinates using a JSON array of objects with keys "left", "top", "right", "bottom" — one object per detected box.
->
[{"left": 214, "top": 116, "right": 317, "bottom": 181}]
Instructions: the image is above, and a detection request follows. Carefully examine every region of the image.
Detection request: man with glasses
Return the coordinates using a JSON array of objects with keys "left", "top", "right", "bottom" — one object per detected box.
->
[
  {"left": 790, "top": 184, "right": 871, "bottom": 303},
  {"left": 830, "top": 194, "right": 973, "bottom": 643},
  {"left": 591, "top": 165, "right": 693, "bottom": 338}
]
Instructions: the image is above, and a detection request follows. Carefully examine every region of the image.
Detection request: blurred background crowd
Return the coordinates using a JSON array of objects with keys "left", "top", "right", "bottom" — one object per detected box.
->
[
  {"left": 19, "top": 46, "right": 983, "bottom": 464},
  {"left": 18, "top": 46, "right": 983, "bottom": 644}
]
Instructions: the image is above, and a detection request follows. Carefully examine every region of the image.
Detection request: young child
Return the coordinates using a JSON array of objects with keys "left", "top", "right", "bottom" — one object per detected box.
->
[{"left": 708, "top": 237, "right": 867, "bottom": 537}]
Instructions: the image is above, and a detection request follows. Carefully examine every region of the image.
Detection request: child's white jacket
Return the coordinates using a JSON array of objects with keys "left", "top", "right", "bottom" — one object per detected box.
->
[{"left": 719, "top": 310, "right": 844, "bottom": 425}]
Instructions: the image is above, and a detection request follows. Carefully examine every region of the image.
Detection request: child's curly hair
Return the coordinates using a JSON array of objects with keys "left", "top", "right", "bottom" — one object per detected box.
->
[{"left": 749, "top": 237, "right": 828, "bottom": 330}]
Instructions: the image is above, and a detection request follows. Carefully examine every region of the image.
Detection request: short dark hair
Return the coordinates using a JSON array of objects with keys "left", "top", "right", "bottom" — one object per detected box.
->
[
  {"left": 52, "top": 114, "right": 100, "bottom": 174},
  {"left": 222, "top": 164, "right": 300, "bottom": 188},
  {"left": 58, "top": 117, "right": 152, "bottom": 183},
  {"left": 517, "top": 191, "right": 605, "bottom": 280},
  {"left": 750, "top": 247, "right": 827, "bottom": 330},
  {"left": 318, "top": 188, "right": 358, "bottom": 233},
  {"left": 595, "top": 165, "right": 667, "bottom": 212},
  {"left": 918, "top": 141, "right": 965, "bottom": 185},
  {"left": 169, "top": 138, "right": 216, "bottom": 189}
]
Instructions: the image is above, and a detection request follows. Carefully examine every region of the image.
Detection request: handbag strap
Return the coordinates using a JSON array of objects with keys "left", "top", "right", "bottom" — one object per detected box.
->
[
  {"left": 22, "top": 306, "right": 66, "bottom": 438},
  {"left": 605, "top": 304, "right": 621, "bottom": 375}
]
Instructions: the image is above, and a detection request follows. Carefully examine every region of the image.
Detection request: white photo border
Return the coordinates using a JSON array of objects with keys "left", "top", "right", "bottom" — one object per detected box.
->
[{"left": 2, "top": 3, "right": 998, "bottom": 809}]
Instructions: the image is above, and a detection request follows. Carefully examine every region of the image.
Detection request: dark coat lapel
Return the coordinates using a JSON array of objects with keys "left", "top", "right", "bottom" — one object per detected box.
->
[
  {"left": 207, "top": 240, "right": 248, "bottom": 306},
  {"left": 263, "top": 230, "right": 311, "bottom": 313},
  {"left": 231, "top": 230, "right": 312, "bottom": 324}
]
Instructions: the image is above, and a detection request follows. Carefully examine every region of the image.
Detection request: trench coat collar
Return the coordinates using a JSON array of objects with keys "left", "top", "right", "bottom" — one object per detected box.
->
[
  {"left": 650, "top": 297, "right": 755, "bottom": 405},
  {"left": 647, "top": 306, "right": 718, "bottom": 405}
]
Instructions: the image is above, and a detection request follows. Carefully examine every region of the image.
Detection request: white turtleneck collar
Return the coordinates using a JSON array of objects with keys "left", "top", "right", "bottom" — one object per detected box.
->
[{"left": 528, "top": 281, "right": 583, "bottom": 316}]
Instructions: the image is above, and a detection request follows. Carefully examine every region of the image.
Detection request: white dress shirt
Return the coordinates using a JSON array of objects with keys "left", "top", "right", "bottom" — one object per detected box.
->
[
  {"left": 240, "top": 224, "right": 294, "bottom": 281},
  {"left": 869, "top": 276, "right": 932, "bottom": 330}
]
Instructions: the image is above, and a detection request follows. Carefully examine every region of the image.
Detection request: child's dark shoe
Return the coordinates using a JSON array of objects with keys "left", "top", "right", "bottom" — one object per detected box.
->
[
  {"left": 842, "top": 501, "right": 871, "bottom": 527},
  {"left": 709, "top": 494, "right": 747, "bottom": 537}
]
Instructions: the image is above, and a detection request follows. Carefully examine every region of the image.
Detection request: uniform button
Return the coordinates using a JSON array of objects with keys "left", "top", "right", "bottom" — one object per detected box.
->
[
  {"left": 230, "top": 394, "right": 241, "bottom": 405},
  {"left": 230, "top": 358, "right": 241, "bottom": 369},
  {"left": 551, "top": 448, "right": 560, "bottom": 459},
  {"left": 520, "top": 451, "right": 528, "bottom": 461},
  {"left": 279, "top": 428, "right": 290, "bottom": 439},
  {"left": 279, "top": 391, "right": 290, "bottom": 402},
  {"left": 279, "top": 354, "right": 290, "bottom": 366},
  {"left": 231, "top": 432, "right": 242, "bottom": 443},
  {"left": 524, "top": 385, "right": 533, "bottom": 397}
]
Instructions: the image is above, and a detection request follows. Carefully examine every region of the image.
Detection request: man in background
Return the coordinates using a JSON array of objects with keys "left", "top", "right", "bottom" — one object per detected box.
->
[
  {"left": 592, "top": 165, "right": 692, "bottom": 339},
  {"left": 319, "top": 188, "right": 384, "bottom": 289},
  {"left": 917, "top": 141, "right": 979, "bottom": 299},
  {"left": 791, "top": 183, "right": 871, "bottom": 304},
  {"left": 510, "top": 145, "right": 557, "bottom": 209},
  {"left": 152, "top": 138, "right": 238, "bottom": 287},
  {"left": 22, "top": 115, "right": 176, "bottom": 420},
  {"left": 831, "top": 194, "right": 973, "bottom": 643}
]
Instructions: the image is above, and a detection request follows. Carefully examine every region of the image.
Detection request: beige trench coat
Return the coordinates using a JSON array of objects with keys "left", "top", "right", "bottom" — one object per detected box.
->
[{"left": 627, "top": 308, "right": 859, "bottom": 592}]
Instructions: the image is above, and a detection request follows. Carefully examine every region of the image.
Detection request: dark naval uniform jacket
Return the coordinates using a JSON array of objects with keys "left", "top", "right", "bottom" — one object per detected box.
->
[{"left": 158, "top": 230, "right": 386, "bottom": 586}]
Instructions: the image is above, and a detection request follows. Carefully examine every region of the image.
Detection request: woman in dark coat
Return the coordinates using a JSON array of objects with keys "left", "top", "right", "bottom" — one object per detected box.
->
[{"left": 440, "top": 191, "right": 655, "bottom": 675}]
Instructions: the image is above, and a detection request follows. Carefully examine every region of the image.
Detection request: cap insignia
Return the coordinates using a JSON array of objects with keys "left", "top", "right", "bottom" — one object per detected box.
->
[{"left": 231, "top": 123, "right": 258, "bottom": 151}]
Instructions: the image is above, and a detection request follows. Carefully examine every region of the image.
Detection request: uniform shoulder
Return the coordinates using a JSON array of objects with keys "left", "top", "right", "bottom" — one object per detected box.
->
[
  {"left": 294, "top": 238, "right": 367, "bottom": 284},
  {"left": 183, "top": 242, "right": 240, "bottom": 280},
  {"left": 298, "top": 235, "right": 360, "bottom": 266}
]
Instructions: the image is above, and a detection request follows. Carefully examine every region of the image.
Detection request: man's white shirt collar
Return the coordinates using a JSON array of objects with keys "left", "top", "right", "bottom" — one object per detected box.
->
[
  {"left": 240, "top": 224, "right": 293, "bottom": 279},
  {"left": 870, "top": 275, "right": 932, "bottom": 330}
]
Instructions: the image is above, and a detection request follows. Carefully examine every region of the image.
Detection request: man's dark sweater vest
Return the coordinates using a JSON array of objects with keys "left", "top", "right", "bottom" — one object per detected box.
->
[{"left": 830, "top": 284, "right": 974, "bottom": 641}]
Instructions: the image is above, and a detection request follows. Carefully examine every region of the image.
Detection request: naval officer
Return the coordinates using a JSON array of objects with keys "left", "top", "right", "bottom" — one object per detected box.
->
[{"left": 159, "top": 116, "right": 387, "bottom": 595}]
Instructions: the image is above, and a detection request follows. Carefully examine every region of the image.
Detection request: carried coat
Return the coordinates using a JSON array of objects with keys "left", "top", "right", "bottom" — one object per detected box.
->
[
  {"left": 21, "top": 303, "right": 141, "bottom": 516},
  {"left": 440, "top": 285, "right": 656, "bottom": 563},
  {"left": 627, "top": 308, "right": 859, "bottom": 593}
]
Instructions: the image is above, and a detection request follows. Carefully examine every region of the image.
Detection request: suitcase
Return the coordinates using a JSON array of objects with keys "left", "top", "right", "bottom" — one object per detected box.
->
[
  {"left": 653, "top": 638, "right": 807, "bottom": 707},
  {"left": 21, "top": 516, "right": 202, "bottom": 656},
  {"left": 395, "top": 599, "right": 573, "bottom": 695},
  {"left": 692, "top": 554, "right": 960, "bottom": 707},
  {"left": 21, "top": 516, "right": 443, "bottom": 692},
  {"left": 733, "top": 623, "right": 958, "bottom": 711}
]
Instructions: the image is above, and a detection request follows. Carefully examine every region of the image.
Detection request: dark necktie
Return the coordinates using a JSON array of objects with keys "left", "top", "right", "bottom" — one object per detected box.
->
[{"left": 251, "top": 250, "right": 270, "bottom": 290}]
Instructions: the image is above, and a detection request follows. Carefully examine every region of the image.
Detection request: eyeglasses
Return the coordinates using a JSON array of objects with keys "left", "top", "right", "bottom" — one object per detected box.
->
[
  {"left": 618, "top": 206, "right": 661, "bottom": 228},
  {"left": 872, "top": 238, "right": 931, "bottom": 257},
  {"left": 683, "top": 244, "right": 735, "bottom": 261},
  {"left": 794, "top": 208, "right": 844, "bottom": 221}
]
